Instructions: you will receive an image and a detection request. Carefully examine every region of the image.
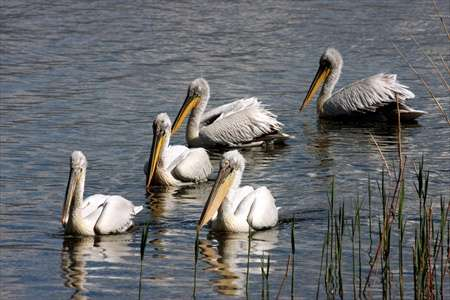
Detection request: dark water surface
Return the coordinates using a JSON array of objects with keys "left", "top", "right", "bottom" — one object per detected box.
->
[{"left": 1, "top": 0, "right": 449, "bottom": 299}]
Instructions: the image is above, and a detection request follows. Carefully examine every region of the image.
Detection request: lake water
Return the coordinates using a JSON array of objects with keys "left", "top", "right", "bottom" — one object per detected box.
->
[{"left": 1, "top": 0, "right": 449, "bottom": 299}]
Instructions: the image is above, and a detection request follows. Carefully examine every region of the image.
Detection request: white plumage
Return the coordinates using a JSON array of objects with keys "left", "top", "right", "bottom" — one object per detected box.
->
[
  {"left": 197, "top": 150, "right": 279, "bottom": 233},
  {"left": 145, "top": 113, "right": 212, "bottom": 190},
  {"left": 300, "top": 48, "right": 426, "bottom": 121},
  {"left": 61, "top": 151, "right": 143, "bottom": 236},
  {"left": 172, "top": 78, "right": 291, "bottom": 148}
]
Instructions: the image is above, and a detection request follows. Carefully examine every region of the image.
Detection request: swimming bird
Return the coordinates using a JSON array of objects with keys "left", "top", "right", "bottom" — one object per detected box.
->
[
  {"left": 171, "top": 78, "right": 291, "bottom": 148},
  {"left": 145, "top": 113, "right": 212, "bottom": 191},
  {"left": 299, "top": 48, "right": 426, "bottom": 121},
  {"left": 196, "top": 150, "right": 278, "bottom": 233},
  {"left": 61, "top": 151, "right": 143, "bottom": 236}
]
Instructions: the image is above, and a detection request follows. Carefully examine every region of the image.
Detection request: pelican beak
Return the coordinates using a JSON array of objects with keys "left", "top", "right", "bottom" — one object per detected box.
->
[
  {"left": 171, "top": 93, "right": 201, "bottom": 134},
  {"left": 61, "top": 167, "right": 80, "bottom": 226},
  {"left": 146, "top": 129, "right": 167, "bottom": 192},
  {"left": 197, "top": 163, "right": 235, "bottom": 232},
  {"left": 299, "top": 63, "right": 331, "bottom": 111}
]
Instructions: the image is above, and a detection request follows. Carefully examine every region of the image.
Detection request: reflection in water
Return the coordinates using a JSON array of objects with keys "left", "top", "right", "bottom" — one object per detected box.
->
[
  {"left": 295, "top": 118, "right": 428, "bottom": 201},
  {"left": 145, "top": 185, "right": 213, "bottom": 257},
  {"left": 305, "top": 119, "right": 423, "bottom": 168},
  {"left": 60, "top": 234, "right": 136, "bottom": 299},
  {"left": 198, "top": 230, "right": 279, "bottom": 296},
  {"left": 147, "top": 184, "right": 212, "bottom": 222}
]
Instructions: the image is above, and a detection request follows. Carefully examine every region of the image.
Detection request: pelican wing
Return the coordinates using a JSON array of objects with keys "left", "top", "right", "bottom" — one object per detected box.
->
[
  {"left": 93, "top": 196, "right": 142, "bottom": 235},
  {"left": 144, "top": 145, "right": 189, "bottom": 175},
  {"left": 201, "top": 97, "right": 260, "bottom": 126},
  {"left": 324, "top": 73, "right": 415, "bottom": 116},
  {"left": 210, "top": 185, "right": 254, "bottom": 224},
  {"left": 172, "top": 148, "right": 212, "bottom": 182},
  {"left": 234, "top": 186, "right": 278, "bottom": 230},
  {"left": 247, "top": 187, "right": 278, "bottom": 230},
  {"left": 200, "top": 97, "right": 283, "bottom": 146},
  {"left": 81, "top": 194, "right": 108, "bottom": 219},
  {"left": 231, "top": 186, "right": 254, "bottom": 212},
  {"left": 165, "top": 145, "right": 190, "bottom": 171}
]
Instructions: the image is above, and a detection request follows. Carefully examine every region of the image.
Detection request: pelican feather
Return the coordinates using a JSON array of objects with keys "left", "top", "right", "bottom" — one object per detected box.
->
[{"left": 300, "top": 48, "right": 426, "bottom": 121}]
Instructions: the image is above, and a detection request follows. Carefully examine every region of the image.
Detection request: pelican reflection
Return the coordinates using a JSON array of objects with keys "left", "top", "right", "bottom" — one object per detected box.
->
[
  {"left": 60, "top": 234, "right": 136, "bottom": 299},
  {"left": 198, "top": 230, "right": 279, "bottom": 296}
]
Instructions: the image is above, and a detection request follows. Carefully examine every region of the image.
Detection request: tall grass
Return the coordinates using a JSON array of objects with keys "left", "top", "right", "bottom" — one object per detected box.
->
[
  {"left": 313, "top": 158, "right": 449, "bottom": 299},
  {"left": 138, "top": 223, "right": 150, "bottom": 300}
]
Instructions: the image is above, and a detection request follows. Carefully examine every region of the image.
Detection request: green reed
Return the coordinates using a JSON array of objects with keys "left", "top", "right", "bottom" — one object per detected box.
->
[
  {"left": 276, "top": 255, "right": 291, "bottom": 300},
  {"left": 319, "top": 177, "right": 346, "bottom": 298},
  {"left": 139, "top": 223, "right": 150, "bottom": 300},
  {"left": 193, "top": 230, "right": 199, "bottom": 298},
  {"left": 398, "top": 176, "right": 406, "bottom": 299},
  {"left": 260, "top": 253, "right": 271, "bottom": 300},
  {"left": 411, "top": 158, "right": 450, "bottom": 299},
  {"left": 246, "top": 230, "right": 252, "bottom": 299},
  {"left": 312, "top": 158, "right": 449, "bottom": 300},
  {"left": 351, "top": 196, "right": 363, "bottom": 298},
  {"left": 290, "top": 215, "right": 295, "bottom": 299}
]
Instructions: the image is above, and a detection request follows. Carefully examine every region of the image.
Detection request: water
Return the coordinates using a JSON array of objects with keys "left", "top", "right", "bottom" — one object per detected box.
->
[{"left": 1, "top": 0, "right": 449, "bottom": 299}]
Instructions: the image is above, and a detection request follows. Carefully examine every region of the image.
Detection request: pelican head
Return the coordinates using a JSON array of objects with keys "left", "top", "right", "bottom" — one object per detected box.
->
[
  {"left": 146, "top": 113, "right": 172, "bottom": 191},
  {"left": 197, "top": 150, "right": 245, "bottom": 231},
  {"left": 299, "top": 48, "right": 343, "bottom": 111},
  {"left": 61, "top": 151, "right": 87, "bottom": 226},
  {"left": 172, "top": 78, "right": 210, "bottom": 134}
]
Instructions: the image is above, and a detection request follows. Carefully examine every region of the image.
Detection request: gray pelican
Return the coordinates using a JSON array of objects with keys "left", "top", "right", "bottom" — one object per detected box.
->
[
  {"left": 299, "top": 48, "right": 426, "bottom": 121},
  {"left": 61, "top": 151, "right": 143, "bottom": 236},
  {"left": 197, "top": 150, "right": 278, "bottom": 233},
  {"left": 145, "top": 113, "right": 212, "bottom": 191},
  {"left": 171, "top": 78, "right": 290, "bottom": 148}
]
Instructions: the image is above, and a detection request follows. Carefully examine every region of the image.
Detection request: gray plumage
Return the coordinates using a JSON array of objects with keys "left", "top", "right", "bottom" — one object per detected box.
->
[
  {"left": 199, "top": 97, "right": 284, "bottom": 147},
  {"left": 300, "top": 48, "right": 426, "bottom": 121},
  {"left": 172, "top": 78, "right": 291, "bottom": 148}
]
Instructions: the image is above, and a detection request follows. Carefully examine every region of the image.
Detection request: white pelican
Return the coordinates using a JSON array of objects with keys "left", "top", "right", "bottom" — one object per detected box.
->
[
  {"left": 197, "top": 150, "right": 278, "bottom": 233},
  {"left": 61, "top": 151, "right": 143, "bottom": 236},
  {"left": 299, "top": 48, "right": 426, "bottom": 121},
  {"left": 171, "top": 78, "right": 291, "bottom": 148},
  {"left": 145, "top": 113, "right": 212, "bottom": 191}
]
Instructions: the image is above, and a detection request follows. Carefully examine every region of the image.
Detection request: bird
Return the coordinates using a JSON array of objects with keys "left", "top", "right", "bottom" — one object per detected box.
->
[
  {"left": 299, "top": 48, "right": 426, "bottom": 121},
  {"left": 196, "top": 150, "right": 279, "bottom": 233},
  {"left": 171, "top": 78, "right": 291, "bottom": 148},
  {"left": 145, "top": 113, "right": 212, "bottom": 191},
  {"left": 61, "top": 151, "right": 143, "bottom": 236}
]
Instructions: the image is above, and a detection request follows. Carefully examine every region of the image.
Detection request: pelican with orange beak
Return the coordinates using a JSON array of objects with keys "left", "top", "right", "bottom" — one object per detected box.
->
[
  {"left": 172, "top": 78, "right": 291, "bottom": 148},
  {"left": 300, "top": 48, "right": 426, "bottom": 121},
  {"left": 61, "top": 151, "right": 143, "bottom": 236},
  {"left": 145, "top": 113, "right": 212, "bottom": 192},
  {"left": 197, "top": 150, "right": 278, "bottom": 233}
]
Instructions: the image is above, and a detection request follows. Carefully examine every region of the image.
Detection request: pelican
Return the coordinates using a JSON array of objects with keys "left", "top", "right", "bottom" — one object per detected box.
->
[
  {"left": 145, "top": 113, "right": 212, "bottom": 191},
  {"left": 197, "top": 150, "right": 278, "bottom": 233},
  {"left": 299, "top": 48, "right": 426, "bottom": 121},
  {"left": 171, "top": 78, "right": 291, "bottom": 148},
  {"left": 61, "top": 151, "right": 143, "bottom": 236}
]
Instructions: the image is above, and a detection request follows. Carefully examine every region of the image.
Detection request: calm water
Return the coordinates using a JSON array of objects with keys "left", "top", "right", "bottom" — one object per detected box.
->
[{"left": 1, "top": 0, "right": 449, "bottom": 299}]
